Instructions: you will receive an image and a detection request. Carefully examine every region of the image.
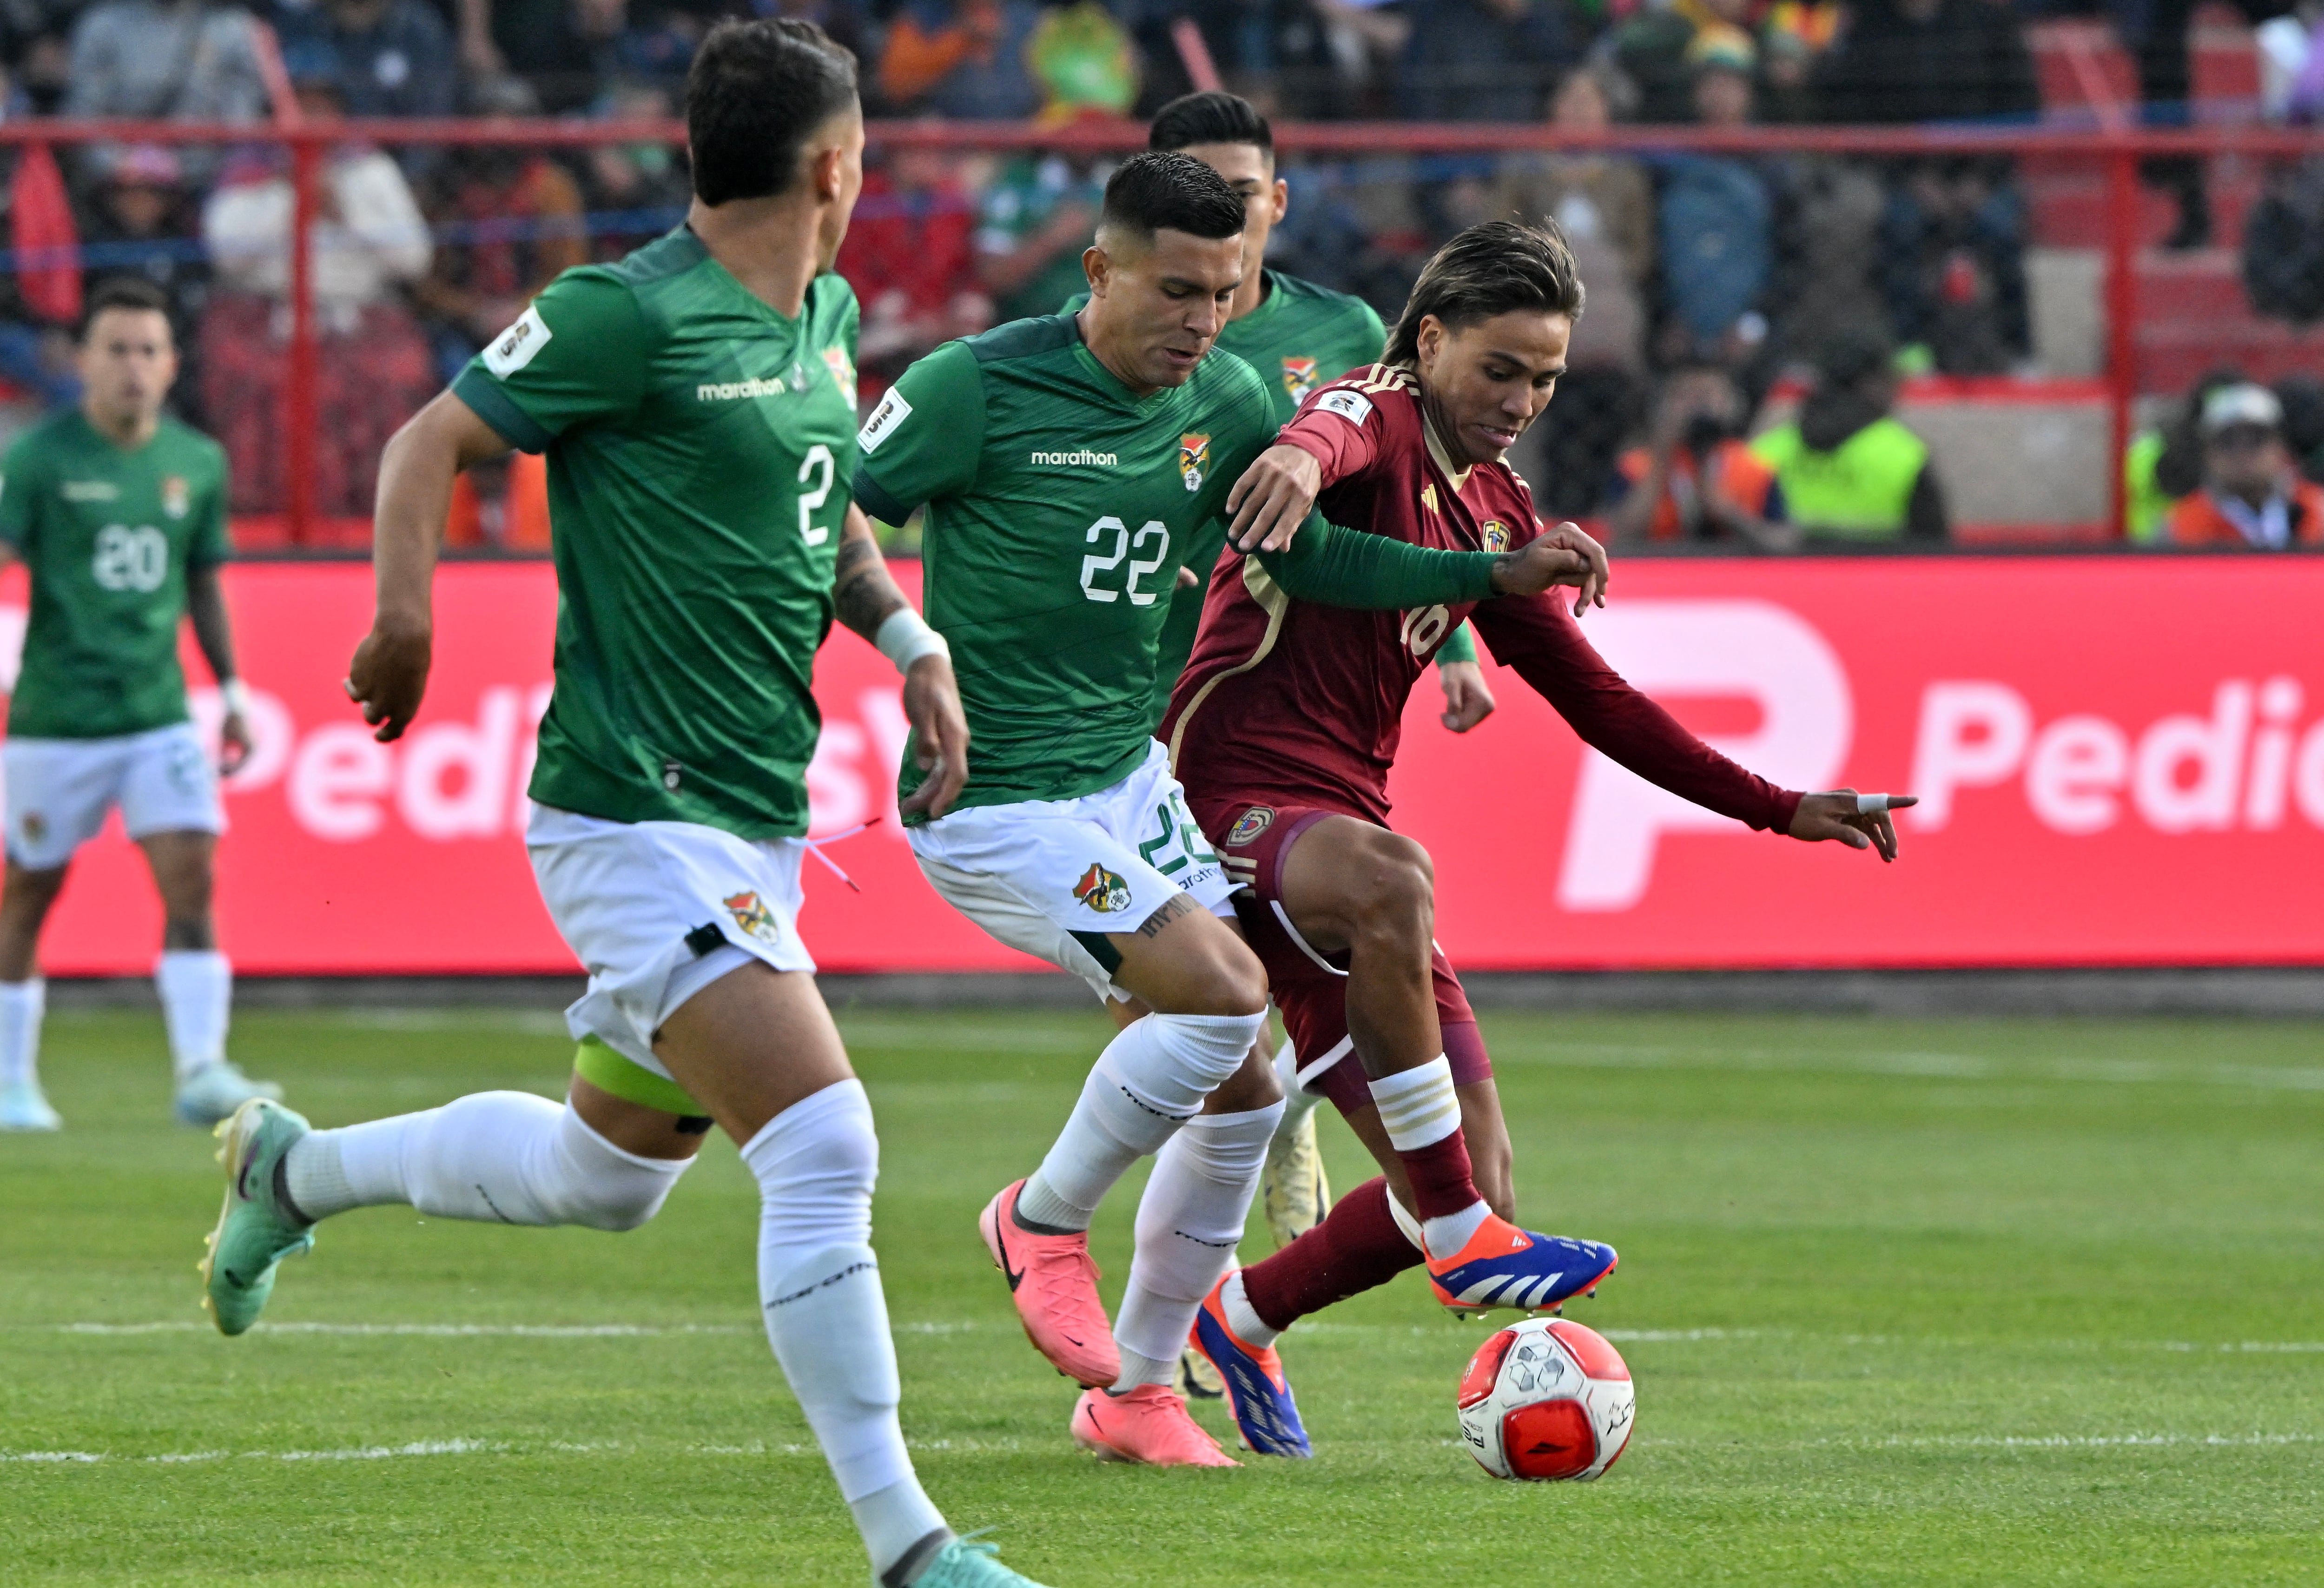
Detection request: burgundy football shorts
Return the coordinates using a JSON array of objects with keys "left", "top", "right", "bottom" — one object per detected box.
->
[{"left": 1190, "top": 795, "right": 1494, "bottom": 1117}]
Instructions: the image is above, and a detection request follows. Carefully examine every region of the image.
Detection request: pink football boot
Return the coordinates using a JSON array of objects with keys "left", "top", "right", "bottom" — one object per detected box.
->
[
  {"left": 978, "top": 1178, "right": 1121, "bottom": 1388},
  {"left": 1070, "top": 1384, "right": 1240, "bottom": 1467}
]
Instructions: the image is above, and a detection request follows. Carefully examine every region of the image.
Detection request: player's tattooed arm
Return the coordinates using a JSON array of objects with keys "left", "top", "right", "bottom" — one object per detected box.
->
[
  {"left": 832, "top": 505, "right": 910, "bottom": 642},
  {"left": 1133, "top": 892, "right": 1202, "bottom": 939}
]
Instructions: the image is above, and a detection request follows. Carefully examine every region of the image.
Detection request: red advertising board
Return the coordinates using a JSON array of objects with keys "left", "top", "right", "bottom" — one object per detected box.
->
[{"left": 11, "top": 556, "right": 2319, "bottom": 975}]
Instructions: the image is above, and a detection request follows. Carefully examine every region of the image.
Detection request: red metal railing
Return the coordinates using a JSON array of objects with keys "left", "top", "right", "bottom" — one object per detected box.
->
[{"left": 8, "top": 116, "right": 2320, "bottom": 547}]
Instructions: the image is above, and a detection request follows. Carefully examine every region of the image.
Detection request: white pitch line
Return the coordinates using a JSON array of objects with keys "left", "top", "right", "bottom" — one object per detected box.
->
[
  {"left": 53, "top": 1321, "right": 752, "bottom": 1337},
  {"left": 1495, "top": 1041, "right": 2324, "bottom": 1093},
  {"left": 1, "top": 1436, "right": 1023, "bottom": 1466},
  {"left": 1855, "top": 1432, "right": 2324, "bottom": 1450}
]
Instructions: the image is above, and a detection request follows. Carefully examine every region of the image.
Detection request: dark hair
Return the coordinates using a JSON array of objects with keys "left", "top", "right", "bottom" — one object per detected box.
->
[
  {"left": 1148, "top": 91, "right": 1272, "bottom": 157},
  {"left": 685, "top": 19, "right": 858, "bottom": 207},
  {"left": 1099, "top": 151, "right": 1247, "bottom": 245},
  {"left": 80, "top": 277, "right": 172, "bottom": 341},
  {"left": 1385, "top": 220, "right": 1584, "bottom": 366}
]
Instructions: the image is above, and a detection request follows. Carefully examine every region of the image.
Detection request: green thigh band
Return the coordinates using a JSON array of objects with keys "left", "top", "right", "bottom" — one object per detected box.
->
[{"left": 573, "top": 1036, "right": 706, "bottom": 1117}]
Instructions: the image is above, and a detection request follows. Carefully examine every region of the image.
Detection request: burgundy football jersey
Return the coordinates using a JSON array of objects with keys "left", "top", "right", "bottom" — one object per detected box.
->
[{"left": 1162, "top": 364, "right": 1801, "bottom": 834}]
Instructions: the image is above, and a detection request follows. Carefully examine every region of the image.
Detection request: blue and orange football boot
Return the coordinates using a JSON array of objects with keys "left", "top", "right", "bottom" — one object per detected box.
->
[
  {"left": 1426, "top": 1213, "right": 1617, "bottom": 1320},
  {"left": 1188, "top": 1275, "right": 1311, "bottom": 1458}
]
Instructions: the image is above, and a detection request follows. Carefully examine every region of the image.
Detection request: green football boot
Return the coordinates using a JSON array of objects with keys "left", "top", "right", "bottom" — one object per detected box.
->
[
  {"left": 201, "top": 1098, "right": 316, "bottom": 1336},
  {"left": 898, "top": 1535, "right": 1056, "bottom": 1588}
]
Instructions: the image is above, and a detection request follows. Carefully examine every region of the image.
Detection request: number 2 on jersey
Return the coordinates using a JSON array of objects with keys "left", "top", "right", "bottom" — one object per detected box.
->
[
  {"left": 798, "top": 444, "right": 834, "bottom": 546},
  {"left": 1079, "top": 516, "right": 1170, "bottom": 606}
]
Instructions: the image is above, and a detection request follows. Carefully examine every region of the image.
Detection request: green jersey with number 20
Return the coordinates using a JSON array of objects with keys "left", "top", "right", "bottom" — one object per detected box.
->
[
  {"left": 0, "top": 408, "right": 231, "bottom": 741},
  {"left": 452, "top": 227, "right": 860, "bottom": 840}
]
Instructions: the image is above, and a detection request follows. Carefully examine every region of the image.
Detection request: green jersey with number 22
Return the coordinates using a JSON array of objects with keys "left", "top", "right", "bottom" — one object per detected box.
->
[{"left": 453, "top": 227, "right": 860, "bottom": 840}]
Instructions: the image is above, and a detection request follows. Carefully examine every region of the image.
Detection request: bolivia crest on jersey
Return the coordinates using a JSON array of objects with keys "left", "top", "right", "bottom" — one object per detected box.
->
[
  {"left": 724, "top": 890, "right": 782, "bottom": 945},
  {"left": 821, "top": 345, "right": 857, "bottom": 404},
  {"left": 1073, "top": 863, "right": 1133, "bottom": 913},
  {"left": 1281, "top": 357, "right": 1319, "bottom": 402},
  {"left": 1179, "top": 433, "right": 1210, "bottom": 493},
  {"left": 161, "top": 475, "right": 190, "bottom": 520},
  {"left": 1481, "top": 519, "right": 1512, "bottom": 552},
  {"left": 1225, "top": 807, "right": 1275, "bottom": 847}
]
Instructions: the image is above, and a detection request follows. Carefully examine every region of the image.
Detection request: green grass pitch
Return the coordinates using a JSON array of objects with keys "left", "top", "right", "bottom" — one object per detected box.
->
[{"left": 4, "top": 1002, "right": 2322, "bottom": 1584}]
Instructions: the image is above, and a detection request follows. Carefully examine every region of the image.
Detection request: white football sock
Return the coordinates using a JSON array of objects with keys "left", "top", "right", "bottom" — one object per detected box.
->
[
  {"left": 1270, "top": 1032, "right": 1324, "bottom": 1128},
  {"left": 288, "top": 1092, "right": 688, "bottom": 1230},
  {"left": 155, "top": 950, "right": 231, "bottom": 1079},
  {"left": 1016, "top": 1009, "right": 1267, "bottom": 1232},
  {"left": 1368, "top": 1057, "right": 1489, "bottom": 1255},
  {"left": 0, "top": 978, "right": 43, "bottom": 1090},
  {"left": 745, "top": 1080, "right": 951, "bottom": 1585},
  {"left": 1219, "top": 1269, "right": 1280, "bottom": 1349},
  {"left": 1111, "top": 1101, "right": 1283, "bottom": 1392}
]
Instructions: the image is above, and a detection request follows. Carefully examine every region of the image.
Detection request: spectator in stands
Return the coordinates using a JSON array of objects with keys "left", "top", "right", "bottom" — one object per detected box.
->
[
  {"left": 578, "top": 80, "right": 691, "bottom": 262},
  {"left": 0, "top": 88, "right": 82, "bottom": 411},
  {"left": 1611, "top": 0, "right": 1756, "bottom": 125},
  {"left": 1747, "top": 325, "right": 1949, "bottom": 543},
  {"left": 479, "top": 0, "right": 698, "bottom": 114},
  {"left": 1396, "top": 0, "right": 1575, "bottom": 122},
  {"left": 2165, "top": 383, "right": 2324, "bottom": 547},
  {"left": 879, "top": 0, "right": 1046, "bottom": 119},
  {"left": 78, "top": 144, "right": 209, "bottom": 419},
  {"left": 2242, "top": 153, "right": 2324, "bottom": 327},
  {"left": 2126, "top": 364, "right": 2243, "bottom": 542},
  {"left": 199, "top": 42, "right": 435, "bottom": 517},
  {"left": 1, "top": 7, "right": 76, "bottom": 113},
  {"left": 1609, "top": 364, "right": 1792, "bottom": 548},
  {"left": 838, "top": 139, "right": 992, "bottom": 397},
  {"left": 2276, "top": 375, "right": 2324, "bottom": 485},
  {"left": 273, "top": 0, "right": 457, "bottom": 120},
  {"left": 411, "top": 74, "right": 588, "bottom": 379},
  {"left": 974, "top": 152, "right": 1103, "bottom": 324},
  {"left": 1494, "top": 65, "right": 1654, "bottom": 516},
  {"left": 67, "top": 0, "right": 271, "bottom": 184},
  {"left": 1811, "top": 0, "right": 2036, "bottom": 373},
  {"left": 1654, "top": 37, "right": 1772, "bottom": 364}
]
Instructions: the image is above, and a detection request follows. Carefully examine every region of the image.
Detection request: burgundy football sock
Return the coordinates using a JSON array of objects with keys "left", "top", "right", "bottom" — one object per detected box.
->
[
  {"left": 1396, "top": 1129, "right": 1481, "bottom": 1220},
  {"left": 1240, "top": 1176, "right": 1425, "bottom": 1333}
]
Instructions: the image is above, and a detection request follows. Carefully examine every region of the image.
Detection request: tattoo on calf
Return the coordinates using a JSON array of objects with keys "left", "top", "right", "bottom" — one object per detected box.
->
[
  {"left": 1136, "top": 891, "right": 1200, "bottom": 940},
  {"left": 833, "top": 533, "right": 906, "bottom": 641}
]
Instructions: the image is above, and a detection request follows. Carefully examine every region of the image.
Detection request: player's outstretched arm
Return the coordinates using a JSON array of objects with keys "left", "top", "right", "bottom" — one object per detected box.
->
[
  {"left": 832, "top": 505, "right": 969, "bottom": 818},
  {"left": 1225, "top": 442, "right": 1323, "bottom": 554},
  {"left": 347, "top": 390, "right": 509, "bottom": 743},
  {"left": 185, "top": 564, "right": 251, "bottom": 774},
  {"left": 1787, "top": 791, "right": 1917, "bottom": 862},
  {"left": 1492, "top": 522, "right": 1607, "bottom": 615}
]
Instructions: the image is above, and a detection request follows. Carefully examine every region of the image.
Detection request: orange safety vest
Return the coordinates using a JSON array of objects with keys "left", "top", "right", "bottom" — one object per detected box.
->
[{"left": 2166, "top": 481, "right": 2324, "bottom": 548}]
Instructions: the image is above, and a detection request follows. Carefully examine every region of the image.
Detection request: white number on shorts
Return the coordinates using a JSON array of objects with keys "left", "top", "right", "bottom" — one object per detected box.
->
[
  {"left": 1080, "top": 516, "right": 1170, "bottom": 605},
  {"left": 797, "top": 444, "right": 835, "bottom": 547},
  {"left": 92, "top": 524, "right": 167, "bottom": 593},
  {"left": 1400, "top": 603, "right": 1452, "bottom": 657}
]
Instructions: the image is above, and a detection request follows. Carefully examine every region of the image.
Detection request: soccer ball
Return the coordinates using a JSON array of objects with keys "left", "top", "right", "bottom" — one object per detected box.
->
[{"left": 1456, "top": 1317, "right": 1634, "bottom": 1481}]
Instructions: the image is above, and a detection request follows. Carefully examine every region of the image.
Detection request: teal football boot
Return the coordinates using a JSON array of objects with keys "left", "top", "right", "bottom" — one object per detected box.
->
[
  {"left": 895, "top": 1534, "right": 1056, "bottom": 1588},
  {"left": 201, "top": 1098, "right": 316, "bottom": 1336}
]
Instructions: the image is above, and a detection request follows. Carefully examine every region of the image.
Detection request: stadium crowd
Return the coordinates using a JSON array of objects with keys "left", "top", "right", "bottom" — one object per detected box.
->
[{"left": 0, "top": 0, "right": 2318, "bottom": 540}]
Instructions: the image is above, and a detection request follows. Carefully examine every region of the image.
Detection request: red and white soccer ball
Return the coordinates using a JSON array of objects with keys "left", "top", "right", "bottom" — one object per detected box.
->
[{"left": 1456, "top": 1317, "right": 1634, "bottom": 1481}]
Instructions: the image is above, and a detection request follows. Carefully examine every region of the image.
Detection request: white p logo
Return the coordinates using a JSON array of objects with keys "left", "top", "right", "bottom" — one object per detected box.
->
[{"left": 1557, "top": 601, "right": 1852, "bottom": 911}]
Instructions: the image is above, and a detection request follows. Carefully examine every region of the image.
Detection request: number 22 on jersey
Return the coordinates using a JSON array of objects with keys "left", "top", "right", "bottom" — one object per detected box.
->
[{"left": 1079, "top": 516, "right": 1171, "bottom": 605}]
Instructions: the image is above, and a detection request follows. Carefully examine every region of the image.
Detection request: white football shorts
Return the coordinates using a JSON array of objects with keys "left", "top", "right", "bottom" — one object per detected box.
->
[
  {"left": 527, "top": 804, "right": 818, "bottom": 1082},
  {"left": 3, "top": 722, "right": 224, "bottom": 871},
  {"left": 908, "top": 739, "right": 1236, "bottom": 1002}
]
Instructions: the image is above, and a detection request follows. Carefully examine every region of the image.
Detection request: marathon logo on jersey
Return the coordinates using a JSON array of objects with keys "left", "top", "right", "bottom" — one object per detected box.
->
[
  {"left": 1225, "top": 806, "right": 1275, "bottom": 847},
  {"left": 723, "top": 890, "right": 783, "bottom": 946},
  {"left": 60, "top": 480, "right": 120, "bottom": 503},
  {"left": 1314, "top": 389, "right": 1373, "bottom": 428},
  {"left": 1179, "top": 433, "right": 1210, "bottom": 493},
  {"left": 696, "top": 373, "right": 798, "bottom": 403},
  {"left": 162, "top": 476, "right": 190, "bottom": 520},
  {"left": 1073, "top": 862, "right": 1133, "bottom": 913},
  {"left": 1282, "top": 357, "right": 1319, "bottom": 401},
  {"left": 1030, "top": 448, "right": 1118, "bottom": 467},
  {"left": 1481, "top": 519, "right": 1512, "bottom": 552},
  {"left": 483, "top": 304, "right": 551, "bottom": 378},
  {"left": 857, "top": 387, "right": 911, "bottom": 454}
]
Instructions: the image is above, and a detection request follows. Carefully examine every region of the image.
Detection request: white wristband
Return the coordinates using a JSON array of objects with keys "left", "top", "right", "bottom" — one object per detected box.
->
[
  {"left": 219, "top": 678, "right": 253, "bottom": 717},
  {"left": 1855, "top": 793, "right": 1892, "bottom": 815},
  {"left": 874, "top": 607, "right": 949, "bottom": 675}
]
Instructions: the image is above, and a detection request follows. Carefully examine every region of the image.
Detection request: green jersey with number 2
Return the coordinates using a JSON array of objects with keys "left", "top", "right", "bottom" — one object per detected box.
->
[
  {"left": 0, "top": 409, "right": 230, "bottom": 741},
  {"left": 453, "top": 227, "right": 861, "bottom": 840}
]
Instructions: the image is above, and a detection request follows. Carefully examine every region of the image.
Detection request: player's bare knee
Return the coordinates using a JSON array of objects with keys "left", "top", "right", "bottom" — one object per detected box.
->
[{"left": 1347, "top": 840, "right": 1436, "bottom": 954}]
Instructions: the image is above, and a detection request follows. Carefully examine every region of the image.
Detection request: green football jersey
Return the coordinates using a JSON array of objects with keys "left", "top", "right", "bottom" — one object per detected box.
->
[
  {"left": 0, "top": 409, "right": 230, "bottom": 741},
  {"left": 1062, "top": 270, "right": 1469, "bottom": 699},
  {"left": 855, "top": 313, "right": 1500, "bottom": 821},
  {"left": 453, "top": 227, "right": 861, "bottom": 840}
]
